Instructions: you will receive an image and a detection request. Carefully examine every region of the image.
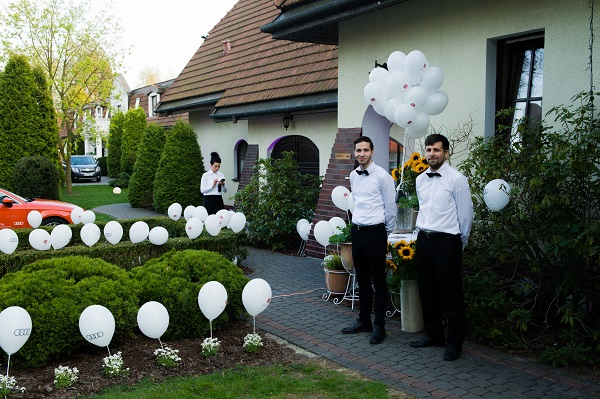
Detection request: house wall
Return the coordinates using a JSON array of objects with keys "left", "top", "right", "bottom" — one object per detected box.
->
[{"left": 338, "top": 0, "right": 598, "bottom": 145}]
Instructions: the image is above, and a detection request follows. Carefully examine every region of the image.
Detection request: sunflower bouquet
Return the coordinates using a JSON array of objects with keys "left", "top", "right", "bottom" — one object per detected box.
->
[
  {"left": 386, "top": 239, "right": 417, "bottom": 292},
  {"left": 391, "top": 152, "right": 428, "bottom": 210}
]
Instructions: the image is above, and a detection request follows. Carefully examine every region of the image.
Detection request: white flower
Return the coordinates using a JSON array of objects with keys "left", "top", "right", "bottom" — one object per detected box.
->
[
  {"left": 0, "top": 375, "right": 26, "bottom": 396},
  {"left": 54, "top": 365, "right": 79, "bottom": 388},
  {"left": 154, "top": 346, "right": 182, "bottom": 368},
  {"left": 102, "top": 351, "right": 130, "bottom": 377},
  {"left": 243, "top": 333, "right": 263, "bottom": 353},
  {"left": 201, "top": 337, "right": 221, "bottom": 357}
]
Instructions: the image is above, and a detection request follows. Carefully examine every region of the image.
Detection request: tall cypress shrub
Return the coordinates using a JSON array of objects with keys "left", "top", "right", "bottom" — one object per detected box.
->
[
  {"left": 107, "top": 111, "right": 124, "bottom": 177},
  {"left": 128, "top": 124, "right": 166, "bottom": 209},
  {"left": 120, "top": 108, "right": 146, "bottom": 175},
  {"left": 153, "top": 120, "right": 204, "bottom": 214}
]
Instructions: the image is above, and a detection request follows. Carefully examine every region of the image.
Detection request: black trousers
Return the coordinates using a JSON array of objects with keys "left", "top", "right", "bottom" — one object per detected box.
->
[
  {"left": 203, "top": 195, "right": 224, "bottom": 215},
  {"left": 351, "top": 224, "right": 388, "bottom": 327},
  {"left": 416, "top": 231, "right": 466, "bottom": 347}
]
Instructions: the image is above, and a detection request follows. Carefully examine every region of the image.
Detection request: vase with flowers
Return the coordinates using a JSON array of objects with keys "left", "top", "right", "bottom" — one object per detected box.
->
[{"left": 392, "top": 152, "right": 427, "bottom": 232}]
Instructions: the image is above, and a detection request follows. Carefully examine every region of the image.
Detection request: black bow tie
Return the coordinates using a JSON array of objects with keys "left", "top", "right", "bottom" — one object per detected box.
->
[
  {"left": 356, "top": 169, "right": 369, "bottom": 176},
  {"left": 426, "top": 172, "right": 441, "bottom": 178}
]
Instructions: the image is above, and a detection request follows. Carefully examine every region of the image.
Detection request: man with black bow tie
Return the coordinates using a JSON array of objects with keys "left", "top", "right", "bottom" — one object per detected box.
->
[
  {"left": 341, "top": 136, "right": 395, "bottom": 344},
  {"left": 409, "top": 133, "right": 473, "bottom": 361}
]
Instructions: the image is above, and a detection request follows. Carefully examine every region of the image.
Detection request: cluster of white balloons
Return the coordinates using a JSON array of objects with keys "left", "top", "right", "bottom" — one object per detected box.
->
[
  {"left": 167, "top": 203, "right": 246, "bottom": 238},
  {"left": 314, "top": 217, "right": 347, "bottom": 247},
  {"left": 484, "top": 179, "right": 511, "bottom": 211},
  {"left": 364, "top": 50, "right": 448, "bottom": 138},
  {"left": 296, "top": 219, "right": 311, "bottom": 241}
]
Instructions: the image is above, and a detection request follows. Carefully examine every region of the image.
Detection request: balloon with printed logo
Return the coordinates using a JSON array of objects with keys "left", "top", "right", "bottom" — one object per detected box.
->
[
  {"left": 183, "top": 205, "right": 196, "bottom": 221},
  {"left": 80, "top": 223, "right": 101, "bottom": 247},
  {"left": 79, "top": 305, "right": 115, "bottom": 348},
  {"left": 185, "top": 218, "right": 204, "bottom": 239},
  {"left": 387, "top": 50, "right": 407, "bottom": 72},
  {"left": 167, "top": 203, "right": 182, "bottom": 221},
  {"left": 363, "top": 81, "right": 387, "bottom": 106},
  {"left": 388, "top": 71, "right": 411, "bottom": 97},
  {"left": 406, "top": 112, "right": 430, "bottom": 138},
  {"left": 394, "top": 103, "right": 417, "bottom": 128},
  {"left": 420, "top": 66, "right": 444, "bottom": 94},
  {"left": 137, "top": 301, "right": 169, "bottom": 340},
  {"left": 229, "top": 212, "right": 246, "bottom": 233},
  {"left": 193, "top": 206, "right": 209, "bottom": 222},
  {"left": 29, "top": 229, "right": 52, "bottom": 251},
  {"left": 81, "top": 210, "right": 96, "bottom": 225},
  {"left": 404, "top": 50, "right": 428, "bottom": 83},
  {"left": 423, "top": 90, "right": 449, "bottom": 116},
  {"left": 205, "top": 214, "right": 221, "bottom": 236},
  {"left": 0, "top": 306, "right": 32, "bottom": 355},
  {"left": 197, "top": 281, "right": 228, "bottom": 321},
  {"left": 27, "top": 211, "right": 42, "bottom": 229},
  {"left": 148, "top": 226, "right": 169, "bottom": 245},
  {"left": 298, "top": 222, "right": 310, "bottom": 241},
  {"left": 314, "top": 220, "right": 334, "bottom": 247},
  {"left": 242, "top": 278, "right": 272, "bottom": 316},
  {"left": 0, "top": 229, "right": 18, "bottom": 255},
  {"left": 216, "top": 209, "right": 231, "bottom": 227},
  {"left": 369, "top": 66, "right": 389, "bottom": 84},
  {"left": 50, "top": 224, "right": 72, "bottom": 250},
  {"left": 103, "top": 221, "right": 123, "bottom": 245},
  {"left": 484, "top": 179, "right": 511, "bottom": 211},
  {"left": 70, "top": 207, "right": 84, "bottom": 225},
  {"left": 404, "top": 86, "right": 428, "bottom": 110},
  {"left": 329, "top": 217, "right": 346, "bottom": 236},
  {"left": 331, "top": 186, "right": 351, "bottom": 211},
  {"left": 129, "top": 221, "right": 150, "bottom": 243}
]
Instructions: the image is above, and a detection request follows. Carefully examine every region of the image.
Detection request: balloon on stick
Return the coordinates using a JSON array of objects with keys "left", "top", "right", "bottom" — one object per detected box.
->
[
  {"left": 103, "top": 221, "right": 123, "bottom": 245},
  {"left": 167, "top": 203, "right": 182, "bottom": 221},
  {"left": 81, "top": 210, "right": 96, "bottom": 225},
  {"left": 81, "top": 223, "right": 101, "bottom": 247},
  {"left": 27, "top": 211, "right": 42, "bottom": 228},
  {"left": 205, "top": 214, "right": 221, "bottom": 236},
  {"left": 0, "top": 229, "right": 18, "bottom": 255},
  {"left": 193, "top": 206, "right": 208, "bottom": 222},
  {"left": 314, "top": 220, "right": 334, "bottom": 247},
  {"left": 29, "top": 229, "right": 52, "bottom": 251},
  {"left": 0, "top": 306, "right": 32, "bottom": 355},
  {"left": 328, "top": 217, "right": 346, "bottom": 236},
  {"left": 298, "top": 223, "right": 310, "bottom": 241},
  {"left": 198, "top": 281, "right": 228, "bottom": 338},
  {"left": 70, "top": 207, "right": 84, "bottom": 225},
  {"left": 229, "top": 212, "right": 246, "bottom": 233},
  {"left": 331, "top": 186, "right": 350, "bottom": 211},
  {"left": 484, "top": 179, "right": 511, "bottom": 211},
  {"left": 50, "top": 224, "right": 72, "bottom": 250},
  {"left": 129, "top": 221, "right": 150, "bottom": 243},
  {"left": 216, "top": 209, "right": 231, "bottom": 227},
  {"left": 185, "top": 218, "right": 204, "bottom": 239},
  {"left": 242, "top": 278, "right": 272, "bottom": 334},
  {"left": 79, "top": 305, "right": 115, "bottom": 351},
  {"left": 183, "top": 205, "right": 196, "bottom": 221},
  {"left": 148, "top": 226, "right": 169, "bottom": 245},
  {"left": 137, "top": 301, "right": 169, "bottom": 344}
]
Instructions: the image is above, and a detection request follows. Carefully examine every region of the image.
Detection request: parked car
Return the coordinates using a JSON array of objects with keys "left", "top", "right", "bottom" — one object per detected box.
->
[
  {"left": 66, "top": 155, "right": 102, "bottom": 182},
  {"left": 0, "top": 187, "right": 78, "bottom": 228}
]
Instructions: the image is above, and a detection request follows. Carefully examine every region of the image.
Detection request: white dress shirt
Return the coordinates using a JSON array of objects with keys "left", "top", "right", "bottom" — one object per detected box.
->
[
  {"left": 350, "top": 162, "right": 396, "bottom": 233},
  {"left": 200, "top": 170, "right": 227, "bottom": 195},
  {"left": 415, "top": 162, "right": 473, "bottom": 247}
]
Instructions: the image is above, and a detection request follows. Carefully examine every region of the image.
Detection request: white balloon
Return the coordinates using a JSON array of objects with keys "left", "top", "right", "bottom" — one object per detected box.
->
[
  {"left": 27, "top": 211, "right": 42, "bottom": 229},
  {"left": 216, "top": 209, "right": 231, "bottom": 227},
  {"left": 29, "top": 229, "right": 52, "bottom": 251},
  {"left": 193, "top": 206, "right": 208, "bottom": 222},
  {"left": 129, "top": 221, "right": 150, "bottom": 243},
  {"left": 81, "top": 210, "right": 96, "bottom": 225},
  {"left": 406, "top": 112, "right": 430, "bottom": 137},
  {"left": 363, "top": 81, "right": 387, "bottom": 106},
  {"left": 137, "top": 301, "right": 169, "bottom": 339},
  {"left": 484, "top": 179, "right": 511, "bottom": 211},
  {"left": 383, "top": 98, "right": 402, "bottom": 124},
  {"left": 229, "top": 212, "right": 246, "bottom": 233},
  {"left": 50, "top": 224, "right": 72, "bottom": 250},
  {"left": 348, "top": 192, "right": 355, "bottom": 213},
  {"left": 70, "top": 207, "right": 84, "bottom": 225},
  {"left": 420, "top": 66, "right": 444, "bottom": 94},
  {"left": 0, "top": 306, "right": 32, "bottom": 355},
  {"left": 404, "top": 50, "right": 428, "bottom": 83},
  {"left": 80, "top": 223, "right": 101, "bottom": 247},
  {"left": 205, "top": 214, "right": 221, "bottom": 236},
  {"left": 112, "top": 187, "right": 121, "bottom": 194},
  {"left": 314, "top": 220, "right": 334, "bottom": 247},
  {"left": 242, "top": 278, "right": 272, "bottom": 316},
  {"left": 296, "top": 219, "right": 309, "bottom": 234},
  {"left": 329, "top": 217, "right": 346, "bottom": 236},
  {"left": 167, "top": 203, "right": 182, "bottom": 221},
  {"left": 0, "top": 229, "right": 18, "bottom": 255},
  {"left": 148, "top": 226, "right": 169, "bottom": 245},
  {"left": 197, "top": 281, "right": 228, "bottom": 321},
  {"left": 394, "top": 103, "right": 417, "bottom": 128},
  {"left": 372, "top": 102, "right": 386, "bottom": 116},
  {"left": 185, "top": 218, "right": 204, "bottom": 239},
  {"left": 404, "top": 86, "right": 428, "bottom": 110},
  {"left": 103, "top": 221, "right": 123, "bottom": 245},
  {"left": 387, "top": 51, "right": 407, "bottom": 72},
  {"left": 388, "top": 71, "right": 411, "bottom": 97},
  {"left": 183, "top": 205, "right": 196, "bottom": 221},
  {"left": 423, "top": 90, "right": 449, "bottom": 116},
  {"left": 79, "top": 305, "right": 115, "bottom": 348},
  {"left": 331, "top": 186, "right": 350, "bottom": 211},
  {"left": 298, "top": 223, "right": 310, "bottom": 241},
  {"left": 369, "top": 66, "right": 389, "bottom": 84}
]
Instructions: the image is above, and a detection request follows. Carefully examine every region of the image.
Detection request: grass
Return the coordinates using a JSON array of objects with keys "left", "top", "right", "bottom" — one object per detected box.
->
[
  {"left": 60, "top": 184, "right": 129, "bottom": 223},
  {"left": 89, "top": 360, "right": 410, "bottom": 399}
]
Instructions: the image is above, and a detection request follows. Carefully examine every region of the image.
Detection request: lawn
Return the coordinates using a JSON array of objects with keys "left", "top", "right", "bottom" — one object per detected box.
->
[{"left": 60, "top": 184, "right": 129, "bottom": 223}]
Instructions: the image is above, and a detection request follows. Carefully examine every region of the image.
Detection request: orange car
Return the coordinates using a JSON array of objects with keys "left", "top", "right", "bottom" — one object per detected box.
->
[{"left": 0, "top": 187, "right": 78, "bottom": 229}]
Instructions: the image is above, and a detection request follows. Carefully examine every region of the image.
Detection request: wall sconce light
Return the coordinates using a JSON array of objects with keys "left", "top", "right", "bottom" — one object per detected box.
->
[
  {"left": 374, "top": 60, "right": 388, "bottom": 70},
  {"left": 283, "top": 113, "right": 293, "bottom": 130}
]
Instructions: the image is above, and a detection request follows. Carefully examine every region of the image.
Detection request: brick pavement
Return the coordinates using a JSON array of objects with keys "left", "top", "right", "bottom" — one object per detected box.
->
[{"left": 244, "top": 247, "right": 600, "bottom": 399}]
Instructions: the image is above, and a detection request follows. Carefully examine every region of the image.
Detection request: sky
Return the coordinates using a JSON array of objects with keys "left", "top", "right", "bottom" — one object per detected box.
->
[{"left": 116, "top": 1, "right": 238, "bottom": 89}]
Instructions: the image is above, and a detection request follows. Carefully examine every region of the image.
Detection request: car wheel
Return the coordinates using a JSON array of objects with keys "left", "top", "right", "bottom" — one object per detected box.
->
[
  {"left": 96, "top": 175, "right": 101, "bottom": 182},
  {"left": 40, "top": 217, "right": 67, "bottom": 226}
]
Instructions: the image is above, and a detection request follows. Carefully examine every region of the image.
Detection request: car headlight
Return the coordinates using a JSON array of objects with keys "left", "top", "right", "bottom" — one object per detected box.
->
[
  {"left": 72, "top": 168, "right": 80, "bottom": 173},
  {"left": 95, "top": 167, "right": 101, "bottom": 172}
]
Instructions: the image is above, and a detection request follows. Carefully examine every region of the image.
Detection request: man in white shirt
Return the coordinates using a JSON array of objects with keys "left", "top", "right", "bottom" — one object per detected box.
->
[
  {"left": 341, "top": 136, "right": 396, "bottom": 344},
  {"left": 409, "top": 134, "right": 473, "bottom": 361}
]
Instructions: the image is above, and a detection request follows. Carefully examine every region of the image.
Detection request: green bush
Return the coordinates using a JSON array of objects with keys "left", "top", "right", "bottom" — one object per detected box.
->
[
  {"left": 121, "top": 108, "right": 146, "bottom": 175},
  {"left": 131, "top": 249, "right": 248, "bottom": 340},
  {"left": 109, "top": 172, "right": 130, "bottom": 189},
  {"left": 234, "top": 151, "right": 322, "bottom": 250},
  {"left": 0, "top": 256, "right": 139, "bottom": 368},
  {"left": 97, "top": 156, "right": 108, "bottom": 176},
  {"left": 152, "top": 120, "right": 204, "bottom": 214},
  {"left": 460, "top": 91, "right": 600, "bottom": 365},
  {"left": 13, "top": 156, "right": 60, "bottom": 200},
  {"left": 107, "top": 112, "right": 124, "bottom": 177},
  {"left": 128, "top": 124, "right": 166, "bottom": 209}
]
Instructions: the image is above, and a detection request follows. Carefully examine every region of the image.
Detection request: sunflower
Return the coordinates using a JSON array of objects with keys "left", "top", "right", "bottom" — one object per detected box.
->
[
  {"left": 410, "top": 152, "right": 420, "bottom": 162},
  {"left": 398, "top": 245, "right": 415, "bottom": 261},
  {"left": 386, "top": 259, "right": 397, "bottom": 271},
  {"left": 391, "top": 167, "right": 401, "bottom": 181},
  {"left": 412, "top": 161, "right": 427, "bottom": 173}
]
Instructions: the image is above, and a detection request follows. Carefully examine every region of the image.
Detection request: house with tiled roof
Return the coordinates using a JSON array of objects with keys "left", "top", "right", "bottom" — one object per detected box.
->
[{"left": 129, "top": 79, "right": 188, "bottom": 128}]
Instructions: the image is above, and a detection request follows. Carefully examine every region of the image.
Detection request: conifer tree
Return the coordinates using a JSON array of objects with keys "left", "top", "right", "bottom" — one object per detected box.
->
[
  {"left": 121, "top": 108, "right": 147, "bottom": 175},
  {"left": 107, "top": 111, "right": 125, "bottom": 177},
  {"left": 128, "top": 124, "right": 166, "bottom": 209}
]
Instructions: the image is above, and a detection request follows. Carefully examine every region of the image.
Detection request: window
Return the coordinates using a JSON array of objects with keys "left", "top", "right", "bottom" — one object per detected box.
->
[
  {"left": 149, "top": 94, "right": 159, "bottom": 117},
  {"left": 135, "top": 97, "right": 140, "bottom": 109},
  {"left": 388, "top": 138, "right": 402, "bottom": 173},
  {"left": 234, "top": 140, "right": 248, "bottom": 180},
  {"left": 271, "top": 135, "right": 319, "bottom": 175},
  {"left": 496, "top": 33, "right": 544, "bottom": 143}
]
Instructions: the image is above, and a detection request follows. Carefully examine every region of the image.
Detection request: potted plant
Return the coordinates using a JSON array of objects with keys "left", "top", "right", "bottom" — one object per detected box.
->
[
  {"left": 391, "top": 152, "right": 427, "bottom": 232},
  {"left": 329, "top": 222, "right": 353, "bottom": 271},
  {"left": 322, "top": 252, "right": 350, "bottom": 296}
]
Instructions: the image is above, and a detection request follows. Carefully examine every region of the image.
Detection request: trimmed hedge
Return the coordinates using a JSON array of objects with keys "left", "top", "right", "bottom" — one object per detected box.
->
[{"left": 13, "top": 156, "right": 60, "bottom": 200}]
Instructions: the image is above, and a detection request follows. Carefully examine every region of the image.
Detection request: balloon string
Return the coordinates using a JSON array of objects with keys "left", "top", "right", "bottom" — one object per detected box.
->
[
  {"left": 253, "top": 316, "right": 256, "bottom": 335},
  {"left": 107, "top": 346, "right": 111, "bottom": 357},
  {"left": 210, "top": 320, "right": 213, "bottom": 339},
  {"left": 158, "top": 338, "right": 164, "bottom": 350},
  {"left": 6, "top": 354, "right": 10, "bottom": 377}
]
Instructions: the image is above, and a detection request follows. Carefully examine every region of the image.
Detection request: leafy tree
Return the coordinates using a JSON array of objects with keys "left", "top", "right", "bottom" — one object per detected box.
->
[
  {"left": 1, "top": 0, "right": 126, "bottom": 194},
  {"left": 153, "top": 120, "right": 204, "bottom": 214},
  {"left": 234, "top": 151, "right": 322, "bottom": 251},
  {"left": 106, "top": 111, "right": 124, "bottom": 177},
  {"left": 121, "top": 108, "right": 147, "bottom": 175},
  {"left": 13, "top": 156, "right": 60, "bottom": 200},
  {"left": 128, "top": 124, "right": 166, "bottom": 209},
  {"left": 0, "top": 54, "right": 58, "bottom": 190}
]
